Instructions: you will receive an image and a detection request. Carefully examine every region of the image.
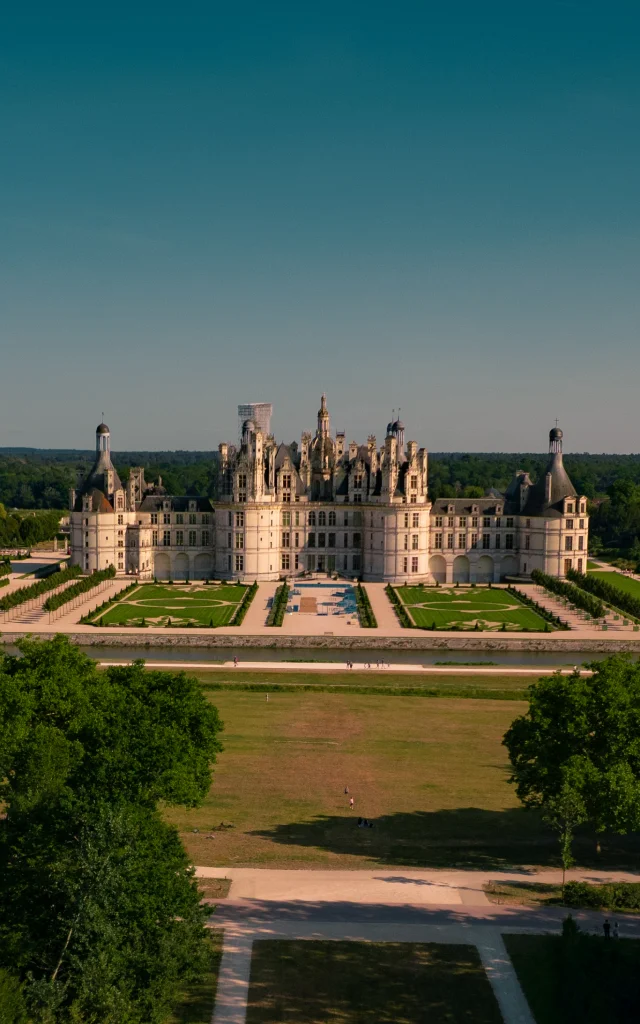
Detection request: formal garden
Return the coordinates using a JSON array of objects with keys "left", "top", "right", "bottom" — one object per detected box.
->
[
  {"left": 390, "top": 584, "right": 555, "bottom": 631},
  {"left": 85, "top": 581, "right": 253, "bottom": 627}
]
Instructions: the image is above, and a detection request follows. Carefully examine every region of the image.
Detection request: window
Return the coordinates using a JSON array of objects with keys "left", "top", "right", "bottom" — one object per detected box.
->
[
  {"left": 281, "top": 552, "right": 290, "bottom": 570},
  {"left": 565, "top": 536, "right": 573, "bottom": 551},
  {"left": 567, "top": 503, "right": 574, "bottom": 514},
  {"left": 282, "top": 510, "right": 291, "bottom": 526},
  {"left": 308, "top": 555, "right": 317, "bottom": 571},
  {"left": 459, "top": 517, "right": 467, "bottom": 527},
  {"left": 202, "top": 531, "right": 210, "bottom": 546},
  {"left": 117, "top": 529, "right": 123, "bottom": 537},
  {"left": 163, "top": 513, "right": 170, "bottom": 525},
  {"left": 188, "top": 513, "right": 196, "bottom": 525},
  {"left": 202, "top": 513, "right": 210, "bottom": 525},
  {"left": 117, "top": 540, "right": 124, "bottom": 548},
  {"left": 343, "top": 512, "right": 349, "bottom": 526},
  {"left": 176, "top": 531, "right": 184, "bottom": 546},
  {"left": 176, "top": 513, "right": 184, "bottom": 525},
  {"left": 404, "top": 513, "right": 409, "bottom": 527},
  {"left": 578, "top": 535, "right": 584, "bottom": 550},
  {"left": 353, "top": 533, "right": 361, "bottom": 547},
  {"left": 235, "top": 554, "right": 244, "bottom": 572},
  {"left": 496, "top": 517, "right": 502, "bottom": 528},
  {"left": 458, "top": 533, "right": 465, "bottom": 548},
  {"left": 352, "top": 554, "right": 361, "bottom": 571},
  {"left": 295, "top": 554, "right": 299, "bottom": 569},
  {"left": 564, "top": 558, "right": 572, "bottom": 573},
  {"left": 580, "top": 502, "right": 586, "bottom": 514},
  {"left": 411, "top": 475, "right": 418, "bottom": 489},
  {"left": 447, "top": 534, "right": 454, "bottom": 549},
  {"left": 115, "top": 513, "right": 122, "bottom": 526},
  {"left": 354, "top": 493, "right": 362, "bottom": 503},
  {"left": 566, "top": 519, "right": 574, "bottom": 529},
  {"left": 404, "top": 534, "right": 409, "bottom": 550},
  {"left": 577, "top": 558, "right": 583, "bottom": 573},
  {"left": 483, "top": 517, "right": 490, "bottom": 528},
  {"left": 412, "top": 513, "right": 419, "bottom": 527},
  {"left": 471, "top": 533, "right": 478, "bottom": 548},
  {"left": 294, "top": 532, "right": 299, "bottom": 547},
  {"left": 482, "top": 534, "right": 490, "bottom": 549},
  {"left": 411, "top": 556, "right": 418, "bottom": 573},
  {"left": 228, "top": 554, "right": 231, "bottom": 571},
  {"left": 282, "top": 473, "right": 291, "bottom": 489},
  {"left": 526, "top": 518, "right": 531, "bottom": 528},
  {"left": 316, "top": 532, "right": 325, "bottom": 547},
  {"left": 235, "top": 533, "right": 244, "bottom": 549},
  {"left": 471, "top": 516, "right": 478, "bottom": 528},
  {"left": 282, "top": 532, "right": 290, "bottom": 548},
  {"left": 525, "top": 535, "right": 530, "bottom": 550},
  {"left": 354, "top": 474, "right": 363, "bottom": 489},
  {"left": 579, "top": 518, "right": 585, "bottom": 529},
  {"left": 403, "top": 557, "right": 408, "bottom": 573},
  {"left": 328, "top": 533, "right": 336, "bottom": 547},
  {"left": 329, "top": 511, "right": 336, "bottom": 526},
  {"left": 150, "top": 513, "right": 158, "bottom": 525},
  {"left": 152, "top": 530, "right": 158, "bottom": 545},
  {"left": 235, "top": 511, "right": 244, "bottom": 528},
  {"left": 309, "top": 511, "right": 316, "bottom": 526},
  {"left": 505, "top": 534, "right": 514, "bottom": 549},
  {"left": 435, "top": 516, "right": 443, "bottom": 527},
  {"left": 163, "top": 531, "right": 170, "bottom": 546},
  {"left": 412, "top": 534, "right": 419, "bottom": 549},
  {"left": 318, "top": 511, "right": 326, "bottom": 526},
  {"left": 344, "top": 533, "right": 348, "bottom": 547},
  {"left": 308, "top": 533, "right": 316, "bottom": 548},
  {"left": 447, "top": 516, "right": 454, "bottom": 527},
  {"left": 495, "top": 535, "right": 501, "bottom": 549},
  {"left": 506, "top": 517, "right": 514, "bottom": 528},
  {"left": 188, "top": 530, "right": 196, "bottom": 546},
  {"left": 227, "top": 533, "right": 231, "bottom": 548},
  {"left": 238, "top": 474, "right": 247, "bottom": 490},
  {"left": 434, "top": 533, "right": 442, "bottom": 549},
  {"left": 294, "top": 511, "right": 300, "bottom": 526}
]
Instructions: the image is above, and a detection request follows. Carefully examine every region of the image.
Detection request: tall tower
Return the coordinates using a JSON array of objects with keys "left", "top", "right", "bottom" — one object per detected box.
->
[
  {"left": 317, "top": 393, "right": 330, "bottom": 439},
  {"left": 96, "top": 421, "right": 110, "bottom": 453}
]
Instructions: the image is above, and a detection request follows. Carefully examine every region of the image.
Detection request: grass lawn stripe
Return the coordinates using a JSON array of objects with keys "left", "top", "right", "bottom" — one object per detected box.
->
[{"left": 588, "top": 570, "right": 640, "bottom": 601}]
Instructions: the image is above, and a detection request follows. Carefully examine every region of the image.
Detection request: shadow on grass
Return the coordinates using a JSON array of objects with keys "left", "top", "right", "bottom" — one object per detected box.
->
[{"left": 252, "top": 808, "right": 640, "bottom": 871}]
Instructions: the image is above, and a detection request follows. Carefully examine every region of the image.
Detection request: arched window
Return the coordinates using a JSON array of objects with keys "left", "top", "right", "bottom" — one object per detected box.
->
[
  {"left": 308, "top": 511, "right": 316, "bottom": 526},
  {"left": 318, "top": 511, "right": 326, "bottom": 526}
]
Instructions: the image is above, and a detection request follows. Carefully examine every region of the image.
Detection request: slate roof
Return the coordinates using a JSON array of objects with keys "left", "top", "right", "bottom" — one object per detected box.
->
[
  {"left": 520, "top": 452, "right": 577, "bottom": 518},
  {"left": 73, "top": 450, "right": 122, "bottom": 511},
  {"left": 137, "top": 495, "right": 214, "bottom": 512}
]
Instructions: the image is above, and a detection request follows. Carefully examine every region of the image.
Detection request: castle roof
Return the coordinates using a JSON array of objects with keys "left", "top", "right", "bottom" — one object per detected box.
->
[{"left": 73, "top": 449, "right": 122, "bottom": 511}]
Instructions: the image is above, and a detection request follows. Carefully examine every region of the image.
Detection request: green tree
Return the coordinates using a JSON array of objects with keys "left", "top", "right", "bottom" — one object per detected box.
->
[
  {"left": 503, "top": 656, "right": 640, "bottom": 849},
  {"left": 0, "top": 969, "right": 27, "bottom": 1024},
  {"left": 0, "top": 636, "right": 224, "bottom": 1023},
  {"left": 542, "top": 782, "right": 586, "bottom": 890}
]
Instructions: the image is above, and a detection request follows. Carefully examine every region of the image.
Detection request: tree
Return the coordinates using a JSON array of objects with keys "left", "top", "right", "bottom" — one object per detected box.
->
[
  {"left": 503, "top": 656, "right": 640, "bottom": 849},
  {"left": 542, "top": 782, "right": 586, "bottom": 890},
  {"left": 0, "top": 636, "right": 224, "bottom": 1023}
]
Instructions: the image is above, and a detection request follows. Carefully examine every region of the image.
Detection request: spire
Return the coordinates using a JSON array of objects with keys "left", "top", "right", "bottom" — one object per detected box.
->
[{"left": 317, "top": 393, "right": 330, "bottom": 438}]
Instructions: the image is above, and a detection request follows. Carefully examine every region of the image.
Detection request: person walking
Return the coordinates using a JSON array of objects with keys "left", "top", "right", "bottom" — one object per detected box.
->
[
  {"left": 349, "top": 796, "right": 354, "bottom": 809},
  {"left": 233, "top": 656, "right": 238, "bottom": 668},
  {"left": 603, "top": 918, "right": 611, "bottom": 939},
  {"left": 613, "top": 921, "right": 619, "bottom": 939},
  {"left": 344, "top": 785, "right": 349, "bottom": 795},
  {"left": 266, "top": 694, "right": 269, "bottom": 702}
]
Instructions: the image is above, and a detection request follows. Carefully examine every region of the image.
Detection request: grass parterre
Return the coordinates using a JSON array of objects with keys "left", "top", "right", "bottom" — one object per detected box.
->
[
  {"left": 89, "top": 582, "right": 249, "bottom": 627},
  {"left": 394, "top": 584, "right": 552, "bottom": 631}
]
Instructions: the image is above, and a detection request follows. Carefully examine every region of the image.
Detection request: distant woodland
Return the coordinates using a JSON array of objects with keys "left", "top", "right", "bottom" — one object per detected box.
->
[{"left": 2, "top": 448, "right": 640, "bottom": 559}]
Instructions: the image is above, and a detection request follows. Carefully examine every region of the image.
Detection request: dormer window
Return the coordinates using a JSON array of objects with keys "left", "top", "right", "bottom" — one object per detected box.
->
[
  {"left": 163, "top": 501, "right": 170, "bottom": 512},
  {"left": 496, "top": 505, "right": 503, "bottom": 515},
  {"left": 566, "top": 502, "right": 574, "bottom": 514},
  {"left": 189, "top": 500, "right": 197, "bottom": 513},
  {"left": 447, "top": 504, "right": 454, "bottom": 514}
]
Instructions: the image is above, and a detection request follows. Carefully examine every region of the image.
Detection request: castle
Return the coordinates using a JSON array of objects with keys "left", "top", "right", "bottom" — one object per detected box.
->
[{"left": 69, "top": 396, "right": 589, "bottom": 583}]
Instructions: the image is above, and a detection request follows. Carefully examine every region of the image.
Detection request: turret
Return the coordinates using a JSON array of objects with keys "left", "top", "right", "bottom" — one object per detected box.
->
[{"left": 317, "top": 393, "right": 330, "bottom": 439}]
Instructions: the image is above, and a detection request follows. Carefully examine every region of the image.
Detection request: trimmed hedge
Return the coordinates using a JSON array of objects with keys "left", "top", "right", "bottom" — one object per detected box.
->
[
  {"left": 564, "top": 881, "right": 640, "bottom": 912},
  {"left": 267, "top": 582, "right": 289, "bottom": 626},
  {"left": 506, "top": 584, "right": 568, "bottom": 630},
  {"left": 231, "top": 581, "right": 258, "bottom": 626},
  {"left": 531, "top": 569, "right": 605, "bottom": 620},
  {"left": 81, "top": 581, "right": 140, "bottom": 624},
  {"left": 0, "top": 565, "right": 81, "bottom": 612},
  {"left": 567, "top": 568, "right": 640, "bottom": 621},
  {"left": 0, "top": 558, "right": 11, "bottom": 578},
  {"left": 355, "top": 583, "right": 377, "bottom": 627},
  {"left": 385, "top": 584, "right": 412, "bottom": 628},
  {"left": 0, "top": 578, "right": 8, "bottom": 590},
  {"left": 44, "top": 565, "right": 116, "bottom": 611}
]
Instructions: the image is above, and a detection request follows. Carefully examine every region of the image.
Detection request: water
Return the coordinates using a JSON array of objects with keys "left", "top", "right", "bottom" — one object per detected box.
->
[{"left": 2, "top": 643, "right": 625, "bottom": 669}]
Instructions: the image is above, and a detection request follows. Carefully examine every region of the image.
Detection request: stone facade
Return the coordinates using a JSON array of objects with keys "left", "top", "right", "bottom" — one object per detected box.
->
[{"left": 69, "top": 401, "right": 588, "bottom": 583}]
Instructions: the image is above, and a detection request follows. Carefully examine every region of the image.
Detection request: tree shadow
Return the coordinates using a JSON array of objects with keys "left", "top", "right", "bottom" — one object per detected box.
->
[{"left": 251, "top": 808, "right": 640, "bottom": 871}]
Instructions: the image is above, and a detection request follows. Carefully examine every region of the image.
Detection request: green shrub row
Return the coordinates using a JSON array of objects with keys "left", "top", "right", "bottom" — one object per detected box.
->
[
  {"left": 80, "top": 581, "right": 140, "bottom": 624},
  {"left": 231, "top": 581, "right": 258, "bottom": 626},
  {"left": 267, "top": 582, "right": 289, "bottom": 626},
  {"left": 564, "top": 880, "right": 640, "bottom": 911},
  {"left": 385, "top": 584, "right": 412, "bottom": 627},
  {"left": 0, "top": 558, "right": 11, "bottom": 578},
  {"left": 531, "top": 569, "right": 605, "bottom": 620},
  {"left": 44, "top": 565, "right": 116, "bottom": 611},
  {"left": 567, "top": 567, "right": 640, "bottom": 621},
  {"left": 355, "top": 584, "right": 377, "bottom": 627},
  {"left": 0, "top": 565, "right": 81, "bottom": 611},
  {"left": 0, "top": 578, "right": 8, "bottom": 590},
  {"left": 506, "top": 584, "right": 569, "bottom": 630}
]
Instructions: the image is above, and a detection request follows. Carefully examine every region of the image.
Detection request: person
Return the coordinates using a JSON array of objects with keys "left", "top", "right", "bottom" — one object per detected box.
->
[
  {"left": 349, "top": 796, "right": 354, "bottom": 809},
  {"left": 266, "top": 693, "right": 269, "bottom": 702},
  {"left": 603, "top": 918, "right": 611, "bottom": 938},
  {"left": 357, "top": 817, "right": 363, "bottom": 827},
  {"left": 376, "top": 659, "right": 380, "bottom": 668},
  {"left": 344, "top": 785, "right": 349, "bottom": 794},
  {"left": 613, "top": 921, "right": 619, "bottom": 939},
  {"left": 233, "top": 656, "right": 238, "bottom": 668},
  {"left": 363, "top": 818, "right": 369, "bottom": 827}
]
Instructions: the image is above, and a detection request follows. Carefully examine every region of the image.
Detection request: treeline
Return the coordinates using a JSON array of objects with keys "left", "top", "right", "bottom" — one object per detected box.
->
[
  {"left": 530, "top": 569, "right": 605, "bottom": 619},
  {"left": 0, "top": 506, "right": 63, "bottom": 547},
  {"left": 567, "top": 568, "right": 640, "bottom": 621},
  {"left": 0, "top": 565, "right": 81, "bottom": 612}
]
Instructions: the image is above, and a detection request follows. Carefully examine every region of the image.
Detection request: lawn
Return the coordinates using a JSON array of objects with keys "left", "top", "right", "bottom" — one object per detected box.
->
[
  {"left": 589, "top": 570, "right": 640, "bottom": 601},
  {"left": 246, "top": 941, "right": 503, "bottom": 1024},
  {"left": 395, "top": 586, "right": 550, "bottom": 631},
  {"left": 504, "top": 933, "right": 640, "bottom": 1024},
  {"left": 90, "top": 582, "right": 248, "bottom": 627}
]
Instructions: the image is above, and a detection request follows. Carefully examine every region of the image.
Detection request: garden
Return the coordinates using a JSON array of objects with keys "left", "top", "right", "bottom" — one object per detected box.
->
[
  {"left": 393, "top": 585, "right": 552, "bottom": 631},
  {"left": 87, "top": 581, "right": 250, "bottom": 627}
]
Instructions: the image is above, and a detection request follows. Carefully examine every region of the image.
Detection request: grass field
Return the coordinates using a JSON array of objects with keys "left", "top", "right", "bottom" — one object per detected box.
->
[
  {"left": 395, "top": 586, "right": 550, "bottom": 631},
  {"left": 589, "top": 570, "right": 640, "bottom": 601},
  {"left": 90, "top": 583, "right": 248, "bottom": 627},
  {"left": 245, "top": 941, "right": 503, "bottom": 1023}
]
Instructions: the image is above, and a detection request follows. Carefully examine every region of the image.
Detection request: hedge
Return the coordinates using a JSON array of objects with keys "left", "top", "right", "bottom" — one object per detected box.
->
[
  {"left": 506, "top": 584, "right": 569, "bottom": 630},
  {"left": 0, "top": 558, "right": 11, "bottom": 578},
  {"left": 355, "top": 583, "right": 377, "bottom": 627},
  {"left": 267, "top": 582, "right": 289, "bottom": 626},
  {"left": 0, "top": 565, "right": 81, "bottom": 612},
  {"left": 43, "top": 565, "right": 116, "bottom": 611},
  {"left": 0, "top": 578, "right": 8, "bottom": 590},
  {"left": 567, "top": 568, "right": 640, "bottom": 621},
  {"left": 231, "top": 581, "right": 258, "bottom": 626},
  {"left": 81, "top": 581, "right": 140, "bottom": 624},
  {"left": 564, "top": 881, "right": 640, "bottom": 912},
  {"left": 385, "top": 584, "right": 412, "bottom": 628},
  {"left": 531, "top": 569, "right": 605, "bottom": 620}
]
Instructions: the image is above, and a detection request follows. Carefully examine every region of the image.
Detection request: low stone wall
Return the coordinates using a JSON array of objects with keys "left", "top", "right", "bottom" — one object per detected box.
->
[{"left": 3, "top": 632, "right": 640, "bottom": 653}]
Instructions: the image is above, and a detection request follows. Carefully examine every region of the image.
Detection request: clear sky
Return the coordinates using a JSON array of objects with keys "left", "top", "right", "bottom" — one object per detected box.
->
[{"left": 1, "top": 2, "right": 639, "bottom": 453}]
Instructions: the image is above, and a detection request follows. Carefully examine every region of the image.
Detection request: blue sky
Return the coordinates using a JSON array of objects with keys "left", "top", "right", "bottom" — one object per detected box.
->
[{"left": 1, "top": 3, "right": 639, "bottom": 452}]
